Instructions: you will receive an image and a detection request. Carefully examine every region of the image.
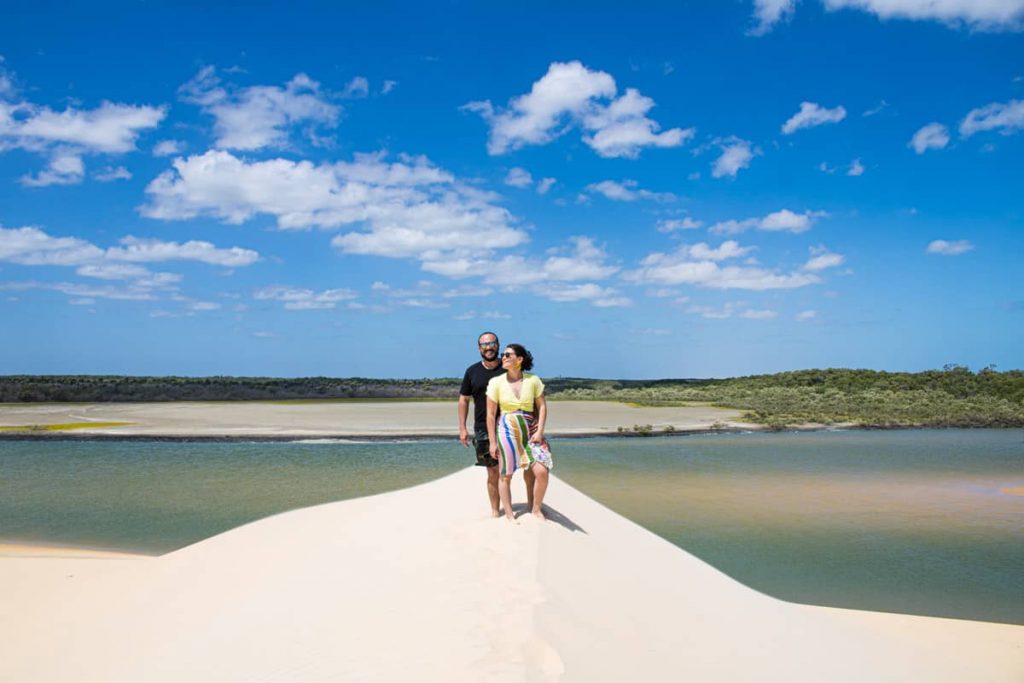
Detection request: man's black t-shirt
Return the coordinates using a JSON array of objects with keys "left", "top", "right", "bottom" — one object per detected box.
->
[{"left": 460, "top": 362, "right": 505, "bottom": 435}]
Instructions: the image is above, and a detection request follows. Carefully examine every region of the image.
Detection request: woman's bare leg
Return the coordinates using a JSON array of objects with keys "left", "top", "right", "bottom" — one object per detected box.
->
[
  {"left": 498, "top": 475, "right": 515, "bottom": 521},
  {"left": 530, "top": 462, "right": 549, "bottom": 520},
  {"left": 523, "top": 467, "right": 536, "bottom": 510}
]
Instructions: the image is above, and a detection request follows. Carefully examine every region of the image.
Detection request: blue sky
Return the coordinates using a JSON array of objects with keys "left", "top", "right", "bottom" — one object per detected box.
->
[{"left": 1, "top": 0, "right": 1022, "bottom": 379}]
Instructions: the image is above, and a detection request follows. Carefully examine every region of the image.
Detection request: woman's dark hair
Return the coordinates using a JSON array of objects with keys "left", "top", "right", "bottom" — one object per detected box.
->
[{"left": 506, "top": 343, "right": 534, "bottom": 371}]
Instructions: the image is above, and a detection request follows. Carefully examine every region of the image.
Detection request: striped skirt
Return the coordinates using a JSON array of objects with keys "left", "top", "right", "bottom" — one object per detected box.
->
[{"left": 495, "top": 411, "right": 553, "bottom": 477}]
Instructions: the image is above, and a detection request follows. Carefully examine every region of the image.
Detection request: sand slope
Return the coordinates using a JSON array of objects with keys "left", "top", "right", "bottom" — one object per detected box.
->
[{"left": 0, "top": 468, "right": 1019, "bottom": 682}]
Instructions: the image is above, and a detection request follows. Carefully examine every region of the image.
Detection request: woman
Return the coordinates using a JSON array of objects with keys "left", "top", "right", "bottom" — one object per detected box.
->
[{"left": 486, "top": 343, "right": 552, "bottom": 521}]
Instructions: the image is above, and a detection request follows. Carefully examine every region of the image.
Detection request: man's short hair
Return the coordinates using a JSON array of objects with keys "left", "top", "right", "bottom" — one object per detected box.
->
[{"left": 478, "top": 331, "right": 499, "bottom": 344}]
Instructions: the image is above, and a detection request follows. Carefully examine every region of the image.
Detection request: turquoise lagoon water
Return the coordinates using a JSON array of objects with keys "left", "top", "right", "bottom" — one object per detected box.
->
[{"left": 1, "top": 430, "right": 1021, "bottom": 624}]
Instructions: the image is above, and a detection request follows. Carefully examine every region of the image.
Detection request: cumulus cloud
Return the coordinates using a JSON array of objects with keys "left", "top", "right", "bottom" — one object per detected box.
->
[
  {"left": 909, "top": 122, "right": 950, "bottom": 153},
  {"left": 179, "top": 67, "right": 340, "bottom": 150},
  {"left": 341, "top": 76, "right": 369, "bottom": 99},
  {"left": 656, "top": 217, "right": 702, "bottom": 232},
  {"left": 0, "top": 225, "right": 259, "bottom": 301},
  {"left": 781, "top": 102, "right": 847, "bottom": 134},
  {"left": 741, "top": 308, "right": 778, "bottom": 319},
  {"left": 710, "top": 137, "right": 757, "bottom": 178},
  {"left": 142, "top": 150, "right": 527, "bottom": 266},
  {"left": 93, "top": 165, "right": 132, "bottom": 182},
  {"left": 419, "top": 236, "right": 627, "bottom": 307},
  {"left": 381, "top": 80, "right": 398, "bottom": 95},
  {"left": 625, "top": 240, "right": 821, "bottom": 290},
  {"left": 821, "top": 0, "right": 1024, "bottom": 31},
  {"left": 536, "top": 177, "right": 556, "bottom": 194},
  {"left": 504, "top": 167, "right": 533, "bottom": 188},
  {"left": 20, "top": 149, "right": 85, "bottom": 187},
  {"left": 749, "top": 0, "right": 798, "bottom": 35},
  {"left": 959, "top": 99, "right": 1024, "bottom": 137},
  {"left": 585, "top": 179, "right": 676, "bottom": 202},
  {"left": 752, "top": 0, "right": 1024, "bottom": 33},
  {"left": 847, "top": 158, "right": 865, "bottom": 176},
  {"left": 710, "top": 209, "right": 827, "bottom": 235},
  {"left": 926, "top": 239, "right": 974, "bottom": 255},
  {"left": 0, "top": 64, "right": 165, "bottom": 185},
  {"left": 464, "top": 60, "right": 693, "bottom": 158},
  {"left": 153, "top": 139, "right": 186, "bottom": 157},
  {"left": 803, "top": 246, "right": 846, "bottom": 271},
  {"left": 254, "top": 285, "right": 358, "bottom": 310}
]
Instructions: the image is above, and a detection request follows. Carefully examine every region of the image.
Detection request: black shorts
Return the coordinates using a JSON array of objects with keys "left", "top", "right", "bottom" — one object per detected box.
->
[{"left": 472, "top": 432, "right": 499, "bottom": 468}]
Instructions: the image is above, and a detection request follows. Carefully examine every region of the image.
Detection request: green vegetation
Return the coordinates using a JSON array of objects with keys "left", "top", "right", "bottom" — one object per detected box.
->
[
  {"left": 1, "top": 365, "right": 1021, "bottom": 428},
  {"left": 0, "top": 422, "right": 134, "bottom": 432}
]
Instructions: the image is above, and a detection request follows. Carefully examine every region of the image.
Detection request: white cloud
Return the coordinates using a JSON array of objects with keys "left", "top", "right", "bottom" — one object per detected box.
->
[
  {"left": 341, "top": 76, "right": 369, "bottom": 99},
  {"left": 0, "top": 226, "right": 103, "bottom": 265},
  {"left": 821, "top": 0, "right": 1024, "bottom": 31},
  {"left": 2, "top": 100, "right": 166, "bottom": 153},
  {"left": 711, "top": 138, "right": 757, "bottom": 178},
  {"left": 796, "top": 310, "right": 817, "bottom": 321},
  {"left": 464, "top": 60, "right": 692, "bottom": 158},
  {"left": 626, "top": 241, "right": 821, "bottom": 290},
  {"left": 819, "top": 161, "right": 837, "bottom": 174},
  {"left": 0, "top": 64, "right": 164, "bottom": 185},
  {"left": 863, "top": 100, "right": 889, "bottom": 117},
  {"left": 153, "top": 139, "right": 186, "bottom": 157},
  {"left": 926, "top": 239, "right": 974, "bottom": 255},
  {"left": 959, "top": 99, "right": 1024, "bottom": 137},
  {"left": 803, "top": 247, "right": 846, "bottom": 271},
  {"left": 76, "top": 264, "right": 152, "bottom": 280},
  {"left": 504, "top": 167, "right": 533, "bottom": 188},
  {"left": 105, "top": 236, "right": 260, "bottom": 267},
  {"left": 254, "top": 285, "right": 358, "bottom": 310},
  {"left": 781, "top": 102, "right": 847, "bottom": 134},
  {"left": 20, "top": 149, "right": 85, "bottom": 187},
  {"left": 741, "top": 308, "right": 778, "bottom": 319},
  {"left": 143, "top": 150, "right": 527, "bottom": 266},
  {"left": 847, "top": 158, "right": 865, "bottom": 176},
  {"left": 749, "top": 0, "right": 798, "bottom": 35},
  {"left": 189, "top": 301, "right": 221, "bottom": 311},
  {"left": 909, "top": 122, "right": 950, "bottom": 153},
  {"left": 657, "top": 217, "right": 703, "bottom": 232},
  {"left": 94, "top": 165, "right": 132, "bottom": 182},
  {"left": 381, "top": 80, "right": 398, "bottom": 95},
  {"left": 179, "top": 67, "right": 340, "bottom": 150},
  {"left": 536, "top": 177, "right": 556, "bottom": 194},
  {"left": 585, "top": 179, "right": 676, "bottom": 202},
  {"left": 710, "top": 209, "right": 827, "bottom": 235}
]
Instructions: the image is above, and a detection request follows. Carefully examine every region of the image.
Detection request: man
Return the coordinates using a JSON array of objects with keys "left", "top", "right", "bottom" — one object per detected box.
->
[{"left": 458, "top": 331, "right": 535, "bottom": 516}]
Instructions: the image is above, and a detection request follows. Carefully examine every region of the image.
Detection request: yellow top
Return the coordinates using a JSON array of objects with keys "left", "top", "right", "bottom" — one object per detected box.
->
[{"left": 486, "top": 373, "right": 545, "bottom": 413}]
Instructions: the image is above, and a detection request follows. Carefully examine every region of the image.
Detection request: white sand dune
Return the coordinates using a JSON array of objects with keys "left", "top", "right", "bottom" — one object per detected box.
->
[{"left": 0, "top": 468, "right": 1020, "bottom": 682}]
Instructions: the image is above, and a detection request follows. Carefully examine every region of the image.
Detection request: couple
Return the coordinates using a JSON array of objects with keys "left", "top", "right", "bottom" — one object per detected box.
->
[{"left": 458, "top": 332, "right": 553, "bottom": 522}]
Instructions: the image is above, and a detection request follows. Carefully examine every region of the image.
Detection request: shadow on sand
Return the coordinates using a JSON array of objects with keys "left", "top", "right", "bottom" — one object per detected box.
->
[{"left": 511, "top": 503, "right": 587, "bottom": 534}]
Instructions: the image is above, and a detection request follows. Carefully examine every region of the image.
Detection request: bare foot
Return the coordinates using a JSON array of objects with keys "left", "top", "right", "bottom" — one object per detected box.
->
[
  {"left": 532, "top": 510, "right": 546, "bottom": 521},
  {"left": 491, "top": 509, "right": 501, "bottom": 518}
]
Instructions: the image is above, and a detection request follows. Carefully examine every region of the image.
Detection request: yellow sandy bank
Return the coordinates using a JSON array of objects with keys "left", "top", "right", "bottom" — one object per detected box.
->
[
  {"left": 0, "top": 400, "right": 750, "bottom": 437},
  {"left": 0, "top": 468, "right": 1019, "bottom": 682}
]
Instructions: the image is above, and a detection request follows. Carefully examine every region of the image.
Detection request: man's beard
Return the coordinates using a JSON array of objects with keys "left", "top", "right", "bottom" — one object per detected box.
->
[{"left": 480, "top": 349, "right": 498, "bottom": 361}]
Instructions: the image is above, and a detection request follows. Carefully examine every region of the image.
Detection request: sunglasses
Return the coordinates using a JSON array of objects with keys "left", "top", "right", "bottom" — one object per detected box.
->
[
  {"left": 479, "top": 341, "right": 499, "bottom": 348},
  {"left": 501, "top": 351, "right": 517, "bottom": 358}
]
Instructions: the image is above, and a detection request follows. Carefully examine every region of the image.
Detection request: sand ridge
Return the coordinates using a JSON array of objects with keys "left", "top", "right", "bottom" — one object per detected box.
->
[{"left": 0, "top": 468, "right": 1020, "bottom": 682}]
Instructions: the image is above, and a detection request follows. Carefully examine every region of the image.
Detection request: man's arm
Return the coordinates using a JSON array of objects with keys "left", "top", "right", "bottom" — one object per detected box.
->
[{"left": 458, "top": 394, "right": 471, "bottom": 447}]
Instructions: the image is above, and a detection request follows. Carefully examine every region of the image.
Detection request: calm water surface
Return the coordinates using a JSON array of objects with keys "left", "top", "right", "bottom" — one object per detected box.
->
[{"left": 1, "top": 430, "right": 1021, "bottom": 623}]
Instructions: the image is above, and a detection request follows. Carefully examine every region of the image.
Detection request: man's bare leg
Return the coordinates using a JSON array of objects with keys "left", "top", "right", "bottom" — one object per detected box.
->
[
  {"left": 530, "top": 462, "right": 549, "bottom": 520},
  {"left": 486, "top": 464, "right": 500, "bottom": 517},
  {"left": 523, "top": 467, "right": 536, "bottom": 511}
]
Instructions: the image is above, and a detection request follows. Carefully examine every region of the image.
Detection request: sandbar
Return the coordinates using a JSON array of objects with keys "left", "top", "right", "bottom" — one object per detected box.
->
[
  {"left": 0, "top": 468, "right": 1019, "bottom": 681},
  {"left": 0, "top": 399, "right": 752, "bottom": 438}
]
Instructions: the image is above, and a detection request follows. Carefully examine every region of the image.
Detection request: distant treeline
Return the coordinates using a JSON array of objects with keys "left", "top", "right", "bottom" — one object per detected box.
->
[{"left": 2, "top": 366, "right": 1022, "bottom": 428}]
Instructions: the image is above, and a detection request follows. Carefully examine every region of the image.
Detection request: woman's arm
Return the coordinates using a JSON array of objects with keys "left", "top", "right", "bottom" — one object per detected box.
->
[
  {"left": 532, "top": 394, "right": 547, "bottom": 442},
  {"left": 486, "top": 397, "right": 498, "bottom": 444}
]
